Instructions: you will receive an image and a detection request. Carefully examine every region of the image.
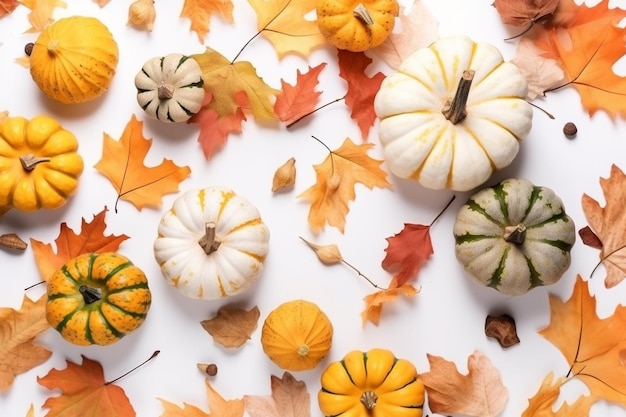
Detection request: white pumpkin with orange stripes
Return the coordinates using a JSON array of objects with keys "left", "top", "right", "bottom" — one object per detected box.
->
[{"left": 153, "top": 186, "right": 270, "bottom": 300}]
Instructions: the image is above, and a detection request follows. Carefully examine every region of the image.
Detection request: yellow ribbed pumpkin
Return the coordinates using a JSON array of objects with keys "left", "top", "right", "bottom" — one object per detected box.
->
[{"left": 28, "top": 16, "right": 119, "bottom": 104}]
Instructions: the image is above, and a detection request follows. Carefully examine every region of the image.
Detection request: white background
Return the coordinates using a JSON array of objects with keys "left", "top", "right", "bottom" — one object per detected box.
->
[{"left": 2, "top": 0, "right": 626, "bottom": 416}]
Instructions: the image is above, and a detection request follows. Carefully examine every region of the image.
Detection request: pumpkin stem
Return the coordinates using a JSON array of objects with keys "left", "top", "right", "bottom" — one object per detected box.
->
[
  {"left": 360, "top": 391, "right": 378, "bottom": 409},
  {"left": 20, "top": 154, "right": 51, "bottom": 171},
  {"left": 442, "top": 69, "right": 475, "bottom": 124},
  {"left": 297, "top": 344, "right": 310, "bottom": 356},
  {"left": 353, "top": 3, "right": 374, "bottom": 25},
  {"left": 503, "top": 224, "right": 527, "bottom": 244},
  {"left": 157, "top": 82, "right": 175, "bottom": 100},
  {"left": 198, "top": 222, "right": 221, "bottom": 254},
  {"left": 79, "top": 285, "right": 103, "bottom": 304},
  {"left": 47, "top": 39, "right": 60, "bottom": 55}
]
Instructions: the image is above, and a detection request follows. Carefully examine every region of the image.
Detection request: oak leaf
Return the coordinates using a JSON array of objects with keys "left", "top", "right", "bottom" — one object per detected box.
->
[
  {"left": 18, "top": 0, "right": 66, "bottom": 32},
  {"left": 510, "top": 37, "right": 566, "bottom": 100},
  {"left": 200, "top": 305, "right": 260, "bottom": 349},
  {"left": 581, "top": 164, "right": 626, "bottom": 288},
  {"left": 539, "top": 274, "right": 626, "bottom": 405},
  {"left": 0, "top": 294, "right": 51, "bottom": 392},
  {"left": 37, "top": 355, "right": 135, "bottom": 417},
  {"left": 298, "top": 137, "right": 391, "bottom": 233},
  {"left": 492, "top": 0, "right": 559, "bottom": 27},
  {"left": 94, "top": 114, "right": 191, "bottom": 211},
  {"left": 274, "top": 63, "right": 326, "bottom": 125},
  {"left": 244, "top": 372, "right": 310, "bottom": 417},
  {"left": 247, "top": 0, "right": 326, "bottom": 58},
  {"left": 361, "top": 276, "right": 418, "bottom": 326},
  {"left": 0, "top": 0, "right": 20, "bottom": 17},
  {"left": 419, "top": 350, "right": 508, "bottom": 417},
  {"left": 30, "top": 206, "right": 129, "bottom": 282},
  {"left": 180, "top": 0, "right": 234, "bottom": 43},
  {"left": 521, "top": 372, "right": 597, "bottom": 417},
  {"left": 158, "top": 379, "right": 244, "bottom": 417}
]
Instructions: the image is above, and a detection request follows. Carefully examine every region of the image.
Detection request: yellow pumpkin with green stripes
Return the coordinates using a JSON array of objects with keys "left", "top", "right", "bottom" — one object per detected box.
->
[
  {"left": 46, "top": 252, "right": 151, "bottom": 346},
  {"left": 453, "top": 178, "right": 576, "bottom": 296}
]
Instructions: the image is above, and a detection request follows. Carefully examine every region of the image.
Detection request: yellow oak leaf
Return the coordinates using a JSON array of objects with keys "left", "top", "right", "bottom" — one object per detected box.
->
[
  {"left": 539, "top": 274, "right": 626, "bottom": 405},
  {"left": 180, "top": 0, "right": 234, "bottom": 43},
  {"left": 247, "top": 0, "right": 327, "bottom": 59},
  {"left": 298, "top": 137, "right": 392, "bottom": 233},
  {"left": 0, "top": 294, "right": 52, "bottom": 392},
  {"left": 522, "top": 372, "right": 597, "bottom": 417},
  {"left": 18, "top": 0, "right": 66, "bottom": 32},
  {"left": 192, "top": 47, "right": 279, "bottom": 121},
  {"left": 94, "top": 114, "right": 191, "bottom": 211},
  {"left": 159, "top": 379, "right": 244, "bottom": 417}
]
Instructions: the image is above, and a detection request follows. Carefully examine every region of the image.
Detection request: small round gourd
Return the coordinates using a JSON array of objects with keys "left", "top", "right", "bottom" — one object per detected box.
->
[
  {"left": 318, "top": 348, "right": 425, "bottom": 417},
  {"left": 0, "top": 115, "right": 84, "bottom": 212},
  {"left": 153, "top": 186, "right": 270, "bottom": 300},
  {"left": 28, "top": 16, "right": 119, "bottom": 104},
  {"left": 135, "top": 54, "right": 205, "bottom": 123},
  {"left": 316, "top": 0, "right": 399, "bottom": 52},
  {"left": 374, "top": 35, "right": 533, "bottom": 191},
  {"left": 453, "top": 178, "right": 576, "bottom": 296},
  {"left": 46, "top": 252, "right": 152, "bottom": 346},
  {"left": 261, "top": 299, "right": 333, "bottom": 371}
]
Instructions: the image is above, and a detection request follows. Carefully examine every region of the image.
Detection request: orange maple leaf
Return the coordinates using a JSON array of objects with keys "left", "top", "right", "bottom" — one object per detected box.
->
[
  {"left": 337, "top": 50, "right": 386, "bottom": 140},
  {"left": 361, "top": 277, "right": 418, "bottom": 326},
  {"left": 18, "top": 0, "right": 66, "bottom": 33},
  {"left": 30, "top": 206, "right": 129, "bottom": 281},
  {"left": 539, "top": 274, "right": 626, "bottom": 405},
  {"left": 0, "top": 0, "right": 20, "bottom": 17},
  {"left": 244, "top": 372, "right": 310, "bottom": 417},
  {"left": 298, "top": 137, "right": 392, "bottom": 234},
  {"left": 180, "top": 0, "right": 234, "bottom": 44},
  {"left": 94, "top": 114, "right": 191, "bottom": 211},
  {"left": 274, "top": 63, "right": 326, "bottom": 126},
  {"left": 521, "top": 372, "right": 597, "bottom": 417},
  {"left": 159, "top": 378, "right": 244, "bottom": 417},
  {"left": 0, "top": 294, "right": 51, "bottom": 392},
  {"left": 38, "top": 355, "right": 135, "bottom": 417}
]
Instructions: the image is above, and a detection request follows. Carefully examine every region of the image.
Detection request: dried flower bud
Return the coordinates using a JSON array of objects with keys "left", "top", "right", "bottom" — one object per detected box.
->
[
  {"left": 300, "top": 237, "right": 343, "bottom": 265},
  {"left": 485, "top": 314, "right": 520, "bottom": 348},
  {"left": 272, "top": 157, "right": 296, "bottom": 192},
  {"left": 0, "top": 233, "right": 28, "bottom": 251},
  {"left": 197, "top": 363, "right": 218, "bottom": 376},
  {"left": 128, "top": 0, "right": 156, "bottom": 32}
]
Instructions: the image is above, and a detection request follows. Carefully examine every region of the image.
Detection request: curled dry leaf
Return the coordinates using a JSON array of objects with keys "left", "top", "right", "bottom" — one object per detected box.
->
[
  {"left": 485, "top": 314, "right": 520, "bottom": 348},
  {"left": 200, "top": 305, "right": 260, "bottom": 349},
  {"left": 272, "top": 157, "right": 296, "bottom": 192},
  {"left": 128, "top": 0, "right": 156, "bottom": 31},
  {"left": 521, "top": 371, "right": 597, "bottom": 416}
]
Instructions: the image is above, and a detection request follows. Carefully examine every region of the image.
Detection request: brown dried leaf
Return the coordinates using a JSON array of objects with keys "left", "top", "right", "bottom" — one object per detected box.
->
[
  {"left": 492, "top": 0, "right": 559, "bottom": 26},
  {"left": 510, "top": 37, "right": 566, "bottom": 100},
  {"left": 200, "top": 305, "right": 260, "bottom": 348},
  {"left": 244, "top": 372, "right": 310, "bottom": 417}
]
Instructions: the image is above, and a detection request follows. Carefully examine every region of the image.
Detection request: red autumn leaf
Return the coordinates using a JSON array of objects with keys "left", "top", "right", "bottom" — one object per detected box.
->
[
  {"left": 274, "top": 63, "right": 326, "bottom": 125},
  {"left": 0, "top": 0, "right": 20, "bottom": 17},
  {"left": 337, "top": 50, "right": 386, "bottom": 140},
  {"left": 382, "top": 223, "right": 433, "bottom": 287}
]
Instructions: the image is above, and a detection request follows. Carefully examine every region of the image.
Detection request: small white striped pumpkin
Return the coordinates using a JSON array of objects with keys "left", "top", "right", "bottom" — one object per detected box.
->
[
  {"left": 453, "top": 178, "right": 576, "bottom": 296},
  {"left": 135, "top": 53, "right": 205, "bottom": 123},
  {"left": 153, "top": 186, "right": 270, "bottom": 300}
]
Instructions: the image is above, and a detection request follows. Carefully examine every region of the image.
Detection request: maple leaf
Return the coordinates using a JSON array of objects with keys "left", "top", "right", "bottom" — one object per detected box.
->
[
  {"left": 337, "top": 50, "right": 386, "bottom": 140},
  {"left": 30, "top": 206, "right": 129, "bottom": 281},
  {"left": 298, "top": 137, "right": 392, "bottom": 234},
  {"left": 419, "top": 350, "right": 509, "bottom": 417},
  {"left": 492, "top": 0, "right": 559, "bottom": 27},
  {"left": 200, "top": 305, "right": 260, "bottom": 349},
  {"left": 511, "top": 37, "right": 566, "bottom": 100},
  {"left": 94, "top": 114, "right": 191, "bottom": 211},
  {"left": 539, "top": 274, "right": 626, "bottom": 405},
  {"left": 18, "top": 0, "right": 66, "bottom": 33},
  {"left": 361, "top": 276, "right": 418, "bottom": 326},
  {"left": 0, "top": 0, "right": 20, "bottom": 17},
  {"left": 0, "top": 294, "right": 51, "bottom": 392},
  {"left": 38, "top": 355, "right": 135, "bottom": 417},
  {"left": 247, "top": 0, "right": 326, "bottom": 59},
  {"left": 159, "top": 379, "right": 244, "bottom": 417},
  {"left": 521, "top": 372, "right": 597, "bottom": 417},
  {"left": 274, "top": 63, "right": 326, "bottom": 126},
  {"left": 581, "top": 164, "right": 626, "bottom": 288},
  {"left": 244, "top": 372, "right": 310, "bottom": 417},
  {"left": 180, "top": 0, "right": 234, "bottom": 43}
]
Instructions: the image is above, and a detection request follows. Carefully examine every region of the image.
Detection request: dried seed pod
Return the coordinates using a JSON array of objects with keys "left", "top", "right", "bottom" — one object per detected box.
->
[
  {"left": 563, "top": 122, "right": 577, "bottom": 138},
  {"left": 272, "top": 157, "right": 296, "bottom": 192},
  {"left": 197, "top": 363, "right": 218, "bottom": 376},
  {"left": 0, "top": 233, "right": 28, "bottom": 250},
  {"left": 485, "top": 314, "right": 520, "bottom": 348},
  {"left": 300, "top": 237, "right": 343, "bottom": 265},
  {"left": 128, "top": 0, "right": 156, "bottom": 32}
]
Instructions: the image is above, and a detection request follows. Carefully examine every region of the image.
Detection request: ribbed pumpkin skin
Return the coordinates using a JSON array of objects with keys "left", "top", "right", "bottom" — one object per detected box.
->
[
  {"left": 0, "top": 115, "right": 84, "bottom": 212},
  {"left": 454, "top": 178, "right": 576, "bottom": 296},
  {"left": 29, "top": 16, "right": 119, "bottom": 104},
  {"left": 318, "top": 349, "right": 425, "bottom": 417},
  {"left": 261, "top": 300, "right": 333, "bottom": 371},
  {"left": 46, "top": 252, "right": 151, "bottom": 346}
]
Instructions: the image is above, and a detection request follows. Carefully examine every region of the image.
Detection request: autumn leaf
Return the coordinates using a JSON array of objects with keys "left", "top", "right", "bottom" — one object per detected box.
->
[
  {"left": 18, "top": 0, "right": 66, "bottom": 33},
  {"left": 24, "top": 403, "right": 35, "bottom": 417},
  {"left": 244, "top": 372, "right": 310, "bottom": 417},
  {"left": 419, "top": 350, "right": 508, "bottom": 417},
  {"left": 298, "top": 137, "right": 392, "bottom": 233},
  {"left": 274, "top": 63, "right": 326, "bottom": 125},
  {"left": 0, "top": 294, "right": 51, "bottom": 392},
  {"left": 247, "top": 0, "right": 326, "bottom": 58},
  {"left": 180, "top": 0, "right": 234, "bottom": 43},
  {"left": 511, "top": 37, "right": 566, "bottom": 100},
  {"left": 30, "top": 206, "right": 129, "bottom": 282},
  {"left": 521, "top": 372, "right": 597, "bottom": 417},
  {"left": 581, "top": 164, "right": 626, "bottom": 288},
  {"left": 200, "top": 305, "right": 260, "bottom": 349},
  {"left": 0, "top": 0, "right": 20, "bottom": 17},
  {"left": 361, "top": 276, "right": 418, "bottom": 326},
  {"left": 337, "top": 50, "right": 386, "bottom": 140},
  {"left": 539, "top": 274, "right": 626, "bottom": 405},
  {"left": 492, "top": 0, "right": 559, "bottom": 27},
  {"left": 159, "top": 379, "right": 244, "bottom": 417},
  {"left": 94, "top": 114, "right": 191, "bottom": 211},
  {"left": 38, "top": 355, "right": 135, "bottom": 417}
]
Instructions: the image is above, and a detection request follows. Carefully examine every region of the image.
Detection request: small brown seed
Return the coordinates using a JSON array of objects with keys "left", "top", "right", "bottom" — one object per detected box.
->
[
  {"left": 197, "top": 362, "right": 218, "bottom": 376},
  {"left": 24, "top": 43, "right": 34, "bottom": 56},
  {"left": 563, "top": 122, "right": 577, "bottom": 138},
  {"left": 0, "top": 233, "right": 28, "bottom": 250}
]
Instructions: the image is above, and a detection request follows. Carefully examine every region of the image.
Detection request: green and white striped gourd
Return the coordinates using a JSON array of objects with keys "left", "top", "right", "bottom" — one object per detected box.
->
[
  {"left": 135, "top": 53, "right": 205, "bottom": 123},
  {"left": 453, "top": 178, "right": 576, "bottom": 295}
]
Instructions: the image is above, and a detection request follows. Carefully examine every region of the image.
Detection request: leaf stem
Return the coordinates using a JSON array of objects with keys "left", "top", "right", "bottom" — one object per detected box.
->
[
  {"left": 286, "top": 96, "right": 346, "bottom": 128},
  {"left": 430, "top": 195, "right": 456, "bottom": 227},
  {"left": 105, "top": 350, "right": 160, "bottom": 385},
  {"left": 342, "top": 258, "right": 382, "bottom": 289}
]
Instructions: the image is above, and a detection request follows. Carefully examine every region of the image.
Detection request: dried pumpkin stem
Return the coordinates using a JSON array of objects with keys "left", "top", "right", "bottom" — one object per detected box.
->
[
  {"left": 297, "top": 344, "right": 310, "bottom": 356},
  {"left": 442, "top": 69, "right": 475, "bottom": 124},
  {"left": 503, "top": 224, "right": 526, "bottom": 244},
  {"left": 79, "top": 285, "right": 103, "bottom": 304},
  {"left": 360, "top": 391, "right": 378, "bottom": 409},
  {"left": 353, "top": 3, "right": 374, "bottom": 25},
  {"left": 20, "top": 154, "right": 51, "bottom": 171},
  {"left": 199, "top": 222, "right": 221, "bottom": 254},
  {"left": 157, "top": 82, "right": 175, "bottom": 100}
]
